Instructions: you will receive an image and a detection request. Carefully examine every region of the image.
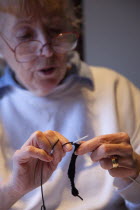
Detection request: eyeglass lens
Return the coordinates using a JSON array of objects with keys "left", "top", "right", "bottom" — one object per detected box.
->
[{"left": 15, "top": 33, "right": 78, "bottom": 62}]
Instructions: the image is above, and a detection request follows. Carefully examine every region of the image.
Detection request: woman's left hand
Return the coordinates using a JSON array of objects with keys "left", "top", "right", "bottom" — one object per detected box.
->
[{"left": 75, "top": 132, "right": 140, "bottom": 183}]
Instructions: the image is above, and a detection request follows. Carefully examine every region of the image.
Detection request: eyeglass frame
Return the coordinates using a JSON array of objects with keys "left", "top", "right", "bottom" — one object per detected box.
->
[{"left": 0, "top": 31, "right": 79, "bottom": 63}]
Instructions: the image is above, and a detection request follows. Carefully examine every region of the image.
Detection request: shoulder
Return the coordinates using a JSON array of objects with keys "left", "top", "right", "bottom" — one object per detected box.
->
[
  {"left": 89, "top": 66, "right": 140, "bottom": 116},
  {"left": 89, "top": 66, "right": 139, "bottom": 94},
  {"left": 88, "top": 66, "right": 140, "bottom": 146},
  {"left": 89, "top": 66, "right": 128, "bottom": 84}
]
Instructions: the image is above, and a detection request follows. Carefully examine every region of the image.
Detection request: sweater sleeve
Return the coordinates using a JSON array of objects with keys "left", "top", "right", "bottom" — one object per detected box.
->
[
  {"left": 117, "top": 175, "right": 140, "bottom": 210},
  {"left": 113, "top": 75, "right": 140, "bottom": 209}
]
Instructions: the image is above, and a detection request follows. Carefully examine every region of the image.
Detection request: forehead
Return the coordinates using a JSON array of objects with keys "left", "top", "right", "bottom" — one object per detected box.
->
[
  {"left": 2, "top": 13, "right": 67, "bottom": 27},
  {"left": 0, "top": 13, "right": 71, "bottom": 37}
]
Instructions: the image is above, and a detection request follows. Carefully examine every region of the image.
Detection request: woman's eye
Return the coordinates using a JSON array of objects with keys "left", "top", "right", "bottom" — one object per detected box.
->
[
  {"left": 16, "top": 33, "right": 33, "bottom": 40},
  {"left": 15, "top": 28, "right": 34, "bottom": 41}
]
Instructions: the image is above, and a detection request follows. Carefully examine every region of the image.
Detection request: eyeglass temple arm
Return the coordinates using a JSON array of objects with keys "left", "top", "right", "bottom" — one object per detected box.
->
[{"left": 0, "top": 32, "right": 14, "bottom": 52}]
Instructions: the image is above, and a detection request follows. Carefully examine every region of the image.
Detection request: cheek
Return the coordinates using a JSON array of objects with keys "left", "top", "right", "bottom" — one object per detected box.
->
[
  {"left": 11, "top": 62, "right": 33, "bottom": 84},
  {"left": 15, "top": 63, "right": 32, "bottom": 78},
  {"left": 57, "top": 55, "right": 68, "bottom": 73},
  {"left": 13, "top": 65, "right": 34, "bottom": 89},
  {"left": 57, "top": 53, "right": 67, "bottom": 63}
]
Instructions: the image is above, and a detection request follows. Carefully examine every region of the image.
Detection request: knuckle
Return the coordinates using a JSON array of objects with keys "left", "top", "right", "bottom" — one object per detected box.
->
[
  {"left": 25, "top": 146, "right": 34, "bottom": 154},
  {"left": 120, "top": 132, "right": 130, "bottom": 143},
  {"left": 34, "top": 130, "right": 43, "bottom": 139},
  {"left": 98, "top": 136, "right": 106, "bottom": 144},
  {"left": 127, "top": 145, "right": 133, "bottom": 155},
  {"left": 45, "top": 130, "right": 55, "bottom": 137},
  {"left": 100, "top": 144, "right": 110, "bottom": 154},
  {"left": 45, "top": 130, "right": 58, "bottom": 143}
]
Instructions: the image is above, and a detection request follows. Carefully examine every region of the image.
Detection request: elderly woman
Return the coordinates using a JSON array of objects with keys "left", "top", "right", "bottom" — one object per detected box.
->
[{"left": 0, "top": 0, "right": 140, "bottom": 209}]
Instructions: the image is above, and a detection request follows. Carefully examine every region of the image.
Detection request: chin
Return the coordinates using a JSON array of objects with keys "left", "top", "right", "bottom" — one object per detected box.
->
[{"left": 30, "top": 85, "right": 58, "bottom": 97}]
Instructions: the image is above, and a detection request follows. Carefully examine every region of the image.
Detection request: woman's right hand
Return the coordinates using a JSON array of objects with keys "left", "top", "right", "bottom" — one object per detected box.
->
[{"left": 8, "top": 130, "right": 72, "bottom": 196}]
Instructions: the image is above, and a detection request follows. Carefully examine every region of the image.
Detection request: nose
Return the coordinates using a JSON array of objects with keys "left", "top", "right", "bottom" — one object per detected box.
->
[{"left": 41, "top": 44, "right": 54, "bottom": 58}]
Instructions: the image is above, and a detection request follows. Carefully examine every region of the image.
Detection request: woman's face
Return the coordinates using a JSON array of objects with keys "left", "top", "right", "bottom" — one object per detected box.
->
[{"left": 0, "top": 13, "right": 71, "bottom": 96}]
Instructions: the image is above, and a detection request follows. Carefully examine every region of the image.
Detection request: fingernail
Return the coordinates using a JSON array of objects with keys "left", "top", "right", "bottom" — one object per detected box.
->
[
  {"left": 64, "top": 144, "right": 72, "bottom": 151},
  {"left": 75, "top": 149, "right": 82, "bottom": 155}
]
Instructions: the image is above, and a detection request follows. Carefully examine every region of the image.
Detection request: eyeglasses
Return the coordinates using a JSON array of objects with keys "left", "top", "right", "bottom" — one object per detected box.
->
[{"left": 0, "top": 32, "right": 79, "bottom": 63}]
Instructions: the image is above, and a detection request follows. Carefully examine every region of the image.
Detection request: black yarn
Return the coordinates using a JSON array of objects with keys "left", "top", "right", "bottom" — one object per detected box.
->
[
  {"left": 40, "top": 140, "right": 59, "bottom": 210},
  {"left": 51, "top": 140, "right": 59, "bottom": 152},
  {"left": 40, "top": 162, "right": 46, "bottom": 210},
  {"left": 63, "top": 142, "right": 83, "bottom": 200},
  {"left": 40, "top": 140, "right": 83, "bottom": 209}
]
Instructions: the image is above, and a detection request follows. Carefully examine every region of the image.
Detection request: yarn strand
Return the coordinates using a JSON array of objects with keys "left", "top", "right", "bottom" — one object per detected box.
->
[
  {"left": 40, "top": 139, "right": 59, "bottom": 209},
  {"left": 40, "top": 162, "right": 46, "bottom": 210},
  {"left": 40, "top": 139, "right": 83, "bottom": 209},
  {"left": 68, "top": 143, "right": 83, "bottom": 200}
]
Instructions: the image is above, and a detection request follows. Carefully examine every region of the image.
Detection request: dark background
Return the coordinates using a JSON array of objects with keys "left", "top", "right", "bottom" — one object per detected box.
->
[
  {"left": 73, "top": 0, "right": 140, "bottom": 88},
  {"left": 72, "top": 0, "right": 84, "bottom": 60}
]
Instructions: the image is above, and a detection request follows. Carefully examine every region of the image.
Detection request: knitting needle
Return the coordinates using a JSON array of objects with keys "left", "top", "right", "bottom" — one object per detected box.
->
[
  {"left": 73, "top": 137, "right": 140, "bottom": 186},
  {"left": 73, "top": 135, "right": 88, "bottom": 144},
  {"left": 128, "top": 176, "right": 140, "bottom": 184},
  {"left": 62, "top": 135, "right": 88, "bottom": 147}
]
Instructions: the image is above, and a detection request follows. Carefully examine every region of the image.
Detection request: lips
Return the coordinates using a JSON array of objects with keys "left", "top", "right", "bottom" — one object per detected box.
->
[
  {"left": 35, "top": 66, "right": 58, "bottom": 78},
  {"left": 40, "top": 67, "right": 56, "bottom": 74}
]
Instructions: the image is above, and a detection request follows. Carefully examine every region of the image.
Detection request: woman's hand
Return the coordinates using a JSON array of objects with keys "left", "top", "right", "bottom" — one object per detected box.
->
[
  {"left": 76, "top": 132, "right": 140, "bottom": 184},
  {"left": 8, "top": 130, "right": 72, "bottom": 196}
]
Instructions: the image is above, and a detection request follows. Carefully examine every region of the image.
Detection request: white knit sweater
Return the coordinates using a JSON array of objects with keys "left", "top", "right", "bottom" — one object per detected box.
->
[{"left": 0, "top": 54, "right": 140, "bottom": 209}]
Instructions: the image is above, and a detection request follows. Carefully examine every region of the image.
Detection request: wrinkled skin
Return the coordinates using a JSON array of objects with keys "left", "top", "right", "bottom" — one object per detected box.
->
[
  {"left": 76, "top": 132, "right": 140, "bottom": 186},
  {"left": 0, "top": 13, "right": 70, "bottom": 96},
  {"left": 9, "top": 130, "right": 72, "bottom": 195},
  {"left": 5, "top": 131, "right": 140, "bottom": 201}
]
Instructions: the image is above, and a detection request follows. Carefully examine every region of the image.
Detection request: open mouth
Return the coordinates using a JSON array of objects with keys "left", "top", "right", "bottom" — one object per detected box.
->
[{"left": 39, "top": 67, "right": 56, "bottom": 75}]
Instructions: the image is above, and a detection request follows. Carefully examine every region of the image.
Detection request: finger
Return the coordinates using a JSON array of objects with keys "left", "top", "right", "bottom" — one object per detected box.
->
[
  {"left": 99, "top": 157, "right": 136, "bottom": 170},
  {"left": 44, "top": 130, "right": 66, "bottom": 165},
  {"left": 22, "top": 131, "right": 52, "bottom": 154},
  {"left": 54, "top": 131, "right": 73, "bottom": 152},
  {"left": 75, "top": 132, "right": 130, "bottom": 155},
  {"left": 90, "top": 144, "right": 133, "bottom": 161},
  {"left": 13, "top": 146, "right": 53, "bottom": 164},
  {"left": 108, "top": 167, "right": 138, "bottom": 178}
]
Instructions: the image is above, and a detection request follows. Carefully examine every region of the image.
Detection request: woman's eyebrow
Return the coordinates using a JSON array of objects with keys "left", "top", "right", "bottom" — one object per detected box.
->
[
  {"left": 13, "top": 16, "right": 35, "bottom": 27},
  {"left": 12, "top": 20, "right": 34, "bottom": 32}
]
